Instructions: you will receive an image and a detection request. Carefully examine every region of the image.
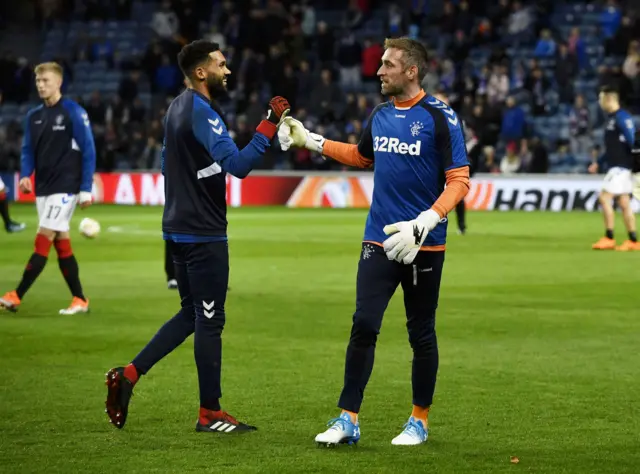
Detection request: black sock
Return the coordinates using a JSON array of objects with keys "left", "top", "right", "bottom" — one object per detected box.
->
[
  {"left": 605, "top": 229, "right": 614, "bottom": 239},
  {"left": 58, "top": 256, "right": 85, "bottom": 300},
  {"left": 629, "top": 231, "right": 637, "bottom": 243},
  {"left": 0, "top": 197, "right": 10, "bottom": 227},
  {"left": 16, "top": 254, "right": 48, "bottom": 299}
]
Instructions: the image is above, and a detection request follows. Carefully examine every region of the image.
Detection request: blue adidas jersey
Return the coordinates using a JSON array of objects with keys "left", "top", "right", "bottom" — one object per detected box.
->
[
  {"left": 603, "top": 108, "right": 636, "bottom": 170},
  {"left": 358, "top": 94, "right": 469, "bottom": 247},
  {"left": 21, "top": 98, "right": 96, "bottom": 196}
]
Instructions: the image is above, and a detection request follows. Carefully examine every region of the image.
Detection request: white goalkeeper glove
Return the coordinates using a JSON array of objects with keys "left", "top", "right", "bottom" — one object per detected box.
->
[
  {"left": 382, "top": 209, "right": 442, "bottom": 264},
  {"left": 277, "top": 117, "right": 325, "bottom": 153}
]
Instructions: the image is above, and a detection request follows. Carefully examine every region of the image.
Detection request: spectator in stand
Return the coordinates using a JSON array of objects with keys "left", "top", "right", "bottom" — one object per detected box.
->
[
  {"left": 555, "top": 43, "right": 578, "bottom": 104},
  {"left": 300, "top": 1, "right": 317, "bottom": 46},
  {"left": 507, "top": 1, "right": 533, "bottom": 47},
  {"left": 437, "top": 1, "right": 456, "bottom": 55},
  {"left": 456, "top": 1, "right": 474, "bottom": 33},
  {"left": 478, "top": 146, "right": 500, "bottom": 173},
  {"left": 533, "top": 29, "right": 556, "bottom": 58},
  {"left": 386, "top": 4, "right": 406, "bottom": 37},
  {"left": 152, "top": 1, "right": 180, "bottom": 42},
  {"left": 337, "top": 32, "right": 362, "bottom": 92},
  {"left": 567, "top": 27, "right": 588, "bottom": 72},
  {"left": 511, "top": 61, "right": 526, "bottom": 90},
  {"left": 421, "top": 61, "right": 440, "bottom": 94},
  {"left": 315, "top": 21, "right": 335, "bottom": 67},
  {"left": 450, "top": 30, "right": 470, "bottom": 66},
  {"left": 118, "top": 70, "right": 141, "bottom": 104},
  {"left": 85, "top": 91, "right": 107, "bottom": 130},
  {"left": 568, "top": 94, "right": 593, "bottom": 163},
  {"left": 474, "top": 18, "right": 496, "bottom": 45},
  {"left": 361, "top": 38, "right": 383, "bottom": 83},
  {"left": 501, "top": 96, "right": 526, "bottom": 145},
  {"left": 311, "top": 69, "right": 343, "bottom": 124},
  {"left": 609, "top": 15, "right": 635, "bottom": 57},
  {"left": 343, "top": 0, "right": 364, "bottom": 30},
  {"left": 525, "top": 67, "right": 549, "bottom": 116},
  {"left": 600, "top": 0, "right": 622, "bottom": 50},
  {"left": 623, "top": 40, "right": 639, "bottom": 80},
  {"left": 487, "top": 64, "right": 510, "bottom": 105},
  {"left": 527, "top": 137, "right": 549, "bottom": 173},
  {"left": 500, "top": 142, "right": 523, "bottom": 174},
  {"left": 549, "top": 142, "right": 578, "bottom": 173}
]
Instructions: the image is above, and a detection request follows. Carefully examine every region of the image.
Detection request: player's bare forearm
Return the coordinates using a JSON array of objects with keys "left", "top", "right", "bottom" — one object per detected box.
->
[
  {"left": 322, "top": 140, "right": 373, "bottom": 168},
  {"left": 431, "top": 167, "right": 470, "bottom": 218}
]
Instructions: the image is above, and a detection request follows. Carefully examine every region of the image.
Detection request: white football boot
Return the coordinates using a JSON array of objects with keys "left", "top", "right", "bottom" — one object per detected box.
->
[
  {"left": 391, "top": 416, "right": 428, "bottom": 446},
  {"left": 315, "top": 412, "right": 360, "bottom": 446}
]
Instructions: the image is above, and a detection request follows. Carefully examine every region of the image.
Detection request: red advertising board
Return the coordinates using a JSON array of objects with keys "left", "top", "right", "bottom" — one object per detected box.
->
[
  {"left": 14, "top": 172, "right": 637, "bottom": 212},
  {"left": 15, "top": 173, "right": 370, "bottom": 208},
  {"left": 15, "top": 173, "right": 306, "bottom": 207}
]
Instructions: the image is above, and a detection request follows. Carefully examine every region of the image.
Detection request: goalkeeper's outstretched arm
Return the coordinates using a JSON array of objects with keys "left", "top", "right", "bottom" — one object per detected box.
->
[{"left": 322, "top": 140, "right": 373, "bottom": 168}]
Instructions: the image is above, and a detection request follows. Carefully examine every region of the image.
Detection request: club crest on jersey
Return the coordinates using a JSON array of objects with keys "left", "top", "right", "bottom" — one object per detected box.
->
[
  {"left": 410, "top": 121, "right": 423, "bottom": 137},
  {"left": 52, "top": 114, "right": 66, "bottom": 131}
]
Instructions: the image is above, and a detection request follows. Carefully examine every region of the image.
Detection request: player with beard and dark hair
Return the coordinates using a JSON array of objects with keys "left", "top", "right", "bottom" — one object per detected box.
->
[{"left": 105, "top": 40, "right": 290, "bottom": 433}]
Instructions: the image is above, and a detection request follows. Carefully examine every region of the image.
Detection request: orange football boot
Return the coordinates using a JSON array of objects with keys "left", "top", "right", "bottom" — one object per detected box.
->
[
  {"left": 615, "top": 240, "right": 640, "bottom": 252},
  {"left": 59, "top": 297, "right": 90, "bottom": 315},
  {"left": 592, "top": 237, "right": 616, "bottom": 250},
  {"left": 0, "top": 290, "right": 21, "bottom": 312}
]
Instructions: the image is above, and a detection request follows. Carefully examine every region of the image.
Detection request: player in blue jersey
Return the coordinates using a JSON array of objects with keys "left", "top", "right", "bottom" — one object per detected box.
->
[
  {"left": 105, "top": 40, "right": 290, "bottom": 433},
  {"left": 279, "top": 37, "right": 470, "bottom": 446},
  {"left": 0, "top": 176, "right": 26, "bottom": 232},
  {"left": 589, "top": 85, "right": 639, "bottom": 251},
  {"left": 0, "top": 62, "right": 95, "bottom": 314}
]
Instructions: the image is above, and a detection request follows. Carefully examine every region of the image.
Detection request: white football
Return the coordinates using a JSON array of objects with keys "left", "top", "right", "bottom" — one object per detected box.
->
[{"left": 79, "top": 217, "right": 101, "bottom": 238}]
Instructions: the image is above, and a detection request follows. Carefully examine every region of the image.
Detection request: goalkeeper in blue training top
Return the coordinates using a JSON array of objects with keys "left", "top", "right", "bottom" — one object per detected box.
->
[{"left": 279, "top": 37, "right": 470, "bottom": 447}]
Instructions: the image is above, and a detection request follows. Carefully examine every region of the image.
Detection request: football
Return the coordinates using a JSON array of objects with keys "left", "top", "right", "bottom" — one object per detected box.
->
[{"left": 79, "top": 217, "right": 101, "bottom": 238}]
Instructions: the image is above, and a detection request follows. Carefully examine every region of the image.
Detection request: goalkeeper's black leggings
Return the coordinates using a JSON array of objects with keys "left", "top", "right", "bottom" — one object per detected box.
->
[{"left": 338, "top": 244, "right": 445, "bottom": 413}]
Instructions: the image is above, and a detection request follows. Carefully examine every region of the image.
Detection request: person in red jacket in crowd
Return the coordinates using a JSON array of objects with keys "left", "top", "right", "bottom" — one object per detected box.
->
[{"left": 361, "top": 38, "right": 383, "bottom": 82}]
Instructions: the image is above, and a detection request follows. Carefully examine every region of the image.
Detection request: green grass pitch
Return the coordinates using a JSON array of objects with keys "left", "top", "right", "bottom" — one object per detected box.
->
[{"left": 0, "top": 204, "right": 639, "bottom": 473}]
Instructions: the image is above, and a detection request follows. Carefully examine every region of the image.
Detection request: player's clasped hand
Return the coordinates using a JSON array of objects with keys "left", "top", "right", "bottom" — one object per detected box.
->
[
  {"left": 277, "top": 117, "right": 325, "bottom": 153},
  {"left": 266, "top": 96, "right": 291, "bottom": 127},
  {"left": 382, "top": 209, "right": 442, "bottom": 264}
]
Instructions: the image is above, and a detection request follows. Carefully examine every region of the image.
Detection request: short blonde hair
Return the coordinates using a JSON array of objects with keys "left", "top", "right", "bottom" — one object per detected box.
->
[
  {"left": 34, "top": 62, "right": 64, "bottom": 78},
  {"left": 383, "top": 37, "right": 429, "bottom": 82}
]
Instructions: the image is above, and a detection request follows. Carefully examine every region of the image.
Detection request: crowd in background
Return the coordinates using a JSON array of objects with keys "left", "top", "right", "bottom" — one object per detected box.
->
[{"left": 0, "top": 0, "right": 639, "bottom": 174}]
